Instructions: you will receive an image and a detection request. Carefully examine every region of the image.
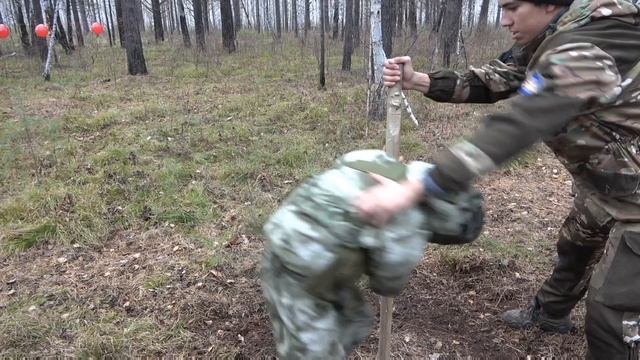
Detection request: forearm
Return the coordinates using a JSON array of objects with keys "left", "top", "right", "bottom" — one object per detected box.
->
[{"left": 427, "top": 94, "right": 586, "bottom": 193}]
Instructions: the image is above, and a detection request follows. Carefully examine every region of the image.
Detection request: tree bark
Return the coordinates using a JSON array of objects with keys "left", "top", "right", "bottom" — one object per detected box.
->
[
  {"left": 65, "top": 0, "right": 75, "bottom": 47},
  {"left": 332, "top": 0, "right": 338, "bottom": 39},
  {"left": 342, "top": 0, "right": 353, "bottom": 70},
  {"left": 477, "top": 0, "right": 489, "bottom": 28},
  {"left": 220, "top": 0, "right": 236, "bottom": 52},
  {"left": 203, "top": 0, "right": 210, "bottom": 32},
  {"left": 319, "top": 0, "right": 325, "bottom": 89},
  {"left": 107, "top": 0, "right": 116, "bottom": 45},
  {"left": 51, "top": 5, "right": 72, "bottom": 53},
  {"left": 292, "top": 0, "right": 298, "bottom": 36},
  {"left": 369, "top": 0, "right": 386, "bottom": 120},
  {"left": 123, "top": 0, "right": 147, "bottom": 75},
  {"left": 31, "top": 0, "right": 48, "bottom": 61},
  {"left": 102, "top": 0, "right": 112, "bottom": 46},
  {"left": 77, "top": 0, "right": 89, "bottom": 33},
  {"left": 353, "top": 0, "right": 360, "bottom": 45},
  {"left": 255, "top": 0, "right": 260, "bottom": 32},
  {"left": 408, "top": 0, "right": 416, "bottom": 36},
  {"left": 396, "top": 0, "right": 403, "bottom": 35},
  {"left": 134, "top": 0, "right": 144, "bottom": 32},
  {"left": 495, "top": 1, "right": 501, "bottom": 27},
  {"left": 441, "top": 0, "right": 461, "bottom": 67},
  {"left": 381, "top": 0, "right": 393, "bottom": 56},
  {"left": 233, "top": 0, "right": 241, "bottom": 31},
  {"left": 114, "top": 0, "right": 123, "bottom": 46},
  {"left": 304, "top": 0, "right": 310, "bottom": 36},
  {"left": 43, "top": 0, "right": 64, "bottom": 80},
  {"left": 14, "top": 0, "right": 32, "bottom": 54},
  {"left": 283, "top": 0, "right": 288, "bottom": 32},
  {"left": 177, "top": 0, "right": 191, "bottom": 47},
  {"left": 151, "top": 0, "right": 164, "bottom": 42},
  {"left": 193, "top": 0, "right": 206, "bottom": 50},
  {"left": 323, "top": 0, "right": 329, "bottom": 32},
  {"left": 274, "top": 0, "right": 281, "bottom": 38}
]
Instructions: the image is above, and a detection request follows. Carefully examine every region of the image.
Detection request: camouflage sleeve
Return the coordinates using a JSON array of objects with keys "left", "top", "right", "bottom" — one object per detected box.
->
[
  {"left": 428, "top": 42, "right": 622, "bottom": 192},
  {"left": 426, "top": 60, "right": 526, "bottom": 103}
]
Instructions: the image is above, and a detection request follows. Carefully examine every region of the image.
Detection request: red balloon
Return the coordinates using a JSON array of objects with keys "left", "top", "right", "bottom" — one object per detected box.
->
[
  {"left": 35, "top": 24, "right": 48, "bottom": 38},
  {"left": 91, "top": 22, "right": 104, "bottom": 36},
  {"left": 0, "top": 24, "right": 10, "bottom": 39}
]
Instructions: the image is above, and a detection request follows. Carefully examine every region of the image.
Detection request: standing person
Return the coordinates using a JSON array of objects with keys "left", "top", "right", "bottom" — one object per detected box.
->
[{"left": 356, "top": 0, "right": 640, "bottom": 358}]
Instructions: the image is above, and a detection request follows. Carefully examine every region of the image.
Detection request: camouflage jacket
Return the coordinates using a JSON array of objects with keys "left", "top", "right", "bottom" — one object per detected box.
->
[
  {"left": 426, "top": 0, "right": 640, "bottom": 220},
  {"left": 263, "top": 150, "right": 483, "bottom": 299}
]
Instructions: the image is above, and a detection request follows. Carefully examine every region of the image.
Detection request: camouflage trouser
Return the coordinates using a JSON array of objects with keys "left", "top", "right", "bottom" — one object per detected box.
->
[
  {"left": 535, "top": 193, "right": 614, "bottom": 317},
  {"left": 586, "top": 223, "right": 640, "bottom": 360},
  {"left": 261, "top": 251, "right": 373, "bottom": 360}
]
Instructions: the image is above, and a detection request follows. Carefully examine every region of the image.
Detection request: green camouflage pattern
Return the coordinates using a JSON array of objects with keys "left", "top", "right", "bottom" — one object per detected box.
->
[
  {"left": 261, "top": 150, "right": 484, "bottom": 359},
  {"left": 556, "top": 0, "right": 640, "bottom": 31}
]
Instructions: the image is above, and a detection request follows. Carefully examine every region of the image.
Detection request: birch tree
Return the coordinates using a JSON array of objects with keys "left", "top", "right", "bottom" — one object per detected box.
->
[
  {"left": 42, "top": 0, "right": 64, "bottom": 80},
  {"left": 368, "top": 0, "right": 385, "bottom": 120}
]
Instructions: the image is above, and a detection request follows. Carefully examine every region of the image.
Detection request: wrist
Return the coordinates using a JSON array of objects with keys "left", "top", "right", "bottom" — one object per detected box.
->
[{"left": 410, "top": 72, "right": 431, "bottom": 94}]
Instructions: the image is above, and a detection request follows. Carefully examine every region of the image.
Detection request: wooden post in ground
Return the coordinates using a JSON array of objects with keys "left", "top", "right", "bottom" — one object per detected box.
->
[{"left": 377, "top": 64, "right": 403, "bottom": 360}]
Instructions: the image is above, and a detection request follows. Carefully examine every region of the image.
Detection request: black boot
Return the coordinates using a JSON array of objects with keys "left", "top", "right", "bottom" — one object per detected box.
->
[{"left": 502, "top": 302, "right": 574, "bottom": 334}]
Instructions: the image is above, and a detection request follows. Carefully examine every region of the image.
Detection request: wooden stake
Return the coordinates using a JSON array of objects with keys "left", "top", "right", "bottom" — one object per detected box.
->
[{"left": 377, "top": 64, "right": 403, "bottom": 360}]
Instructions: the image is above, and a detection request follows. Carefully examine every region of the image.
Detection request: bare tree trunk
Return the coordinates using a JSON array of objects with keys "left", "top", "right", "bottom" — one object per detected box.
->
[
  {"left": 51, "top": 5, "right": 72, "bottom": 53},
  {"left": 114, "top": 0, "right": 123, "bottom": 46},
  {"left": 151, "top": 0, "right": 164, "bottom": 42},
  {"left": 233, "top": 0, "right": 241, "bottom": 31},
  {"left": 292, "top": 0, "right": 297, "bottom": 36},
  {"left": 202, "top": 0, "right": 210, "bottom": 32},
  {"left": 77, "top": 0, "right": 89, "bottom": 32},
  {"left": 107, "top": 0, "right": 116, "bottom": 45},
  {"left": 396, "top": 0, "right": 403, "bottom": 36},
  {"left": 102, "top": 0, "right": 112, "bottom": 46},
  {"left": 477, "top": 0, "right": 489, "bottom": 28},
  {"left": 193, "top": 0, "right": 206, "bottom": 50},
  {"left": 319, "top": 0, "right": 325, "bottom": 89},
  {"left": 342, "top": 0, "right": 353, "bottom": 70},
  {"left": 466, "top": 0, "right": 475, "bottom": 29},
  {"left": 369, "top": 0, "right": 385, "bottom": 120},
  {"left": 69, "top": 0, "right": 84, "bottom": 46},
  {"left": 43, "top": 0, "right": 64, "bottom": 80},
  {"left": 123, "top": 0, "right": 147, "bottom": 75},
  {"left": 381, "top": 0, "right": 392, "bottom": 56},
  {"left": 274, "top": 0, "right": 281, "bottom": 37},
  {"left": 14, "top": 0, "right": 32, "bottom": 54},
  {"left": 353, "top": 0, "right": 360, "bottom": 45},
  {"left": 283, "top": 0, "right": 288, "bottom": 32},
  {"left": 177, "top": 0, "right": 191, "bottom": 47},
  {"left": 408, "top": 0, "right": 416, "bottom": 36},
  {"left": 440, "top": 0, "right": 461, "bottom": 67},
  {"left": 65, "top": 0, "right": 75, "bottom": 47},
  {"left": 220, "top": 0, "right": 236, "bottom": 51},
  {"left": 255, "top": 0, "right": 261, "bottom": 32},
  {"left": 134, "top": 0, "right": 144, "bottom": 32},
  {"left": 332, "top": 0, "right": 338, "bottom": 39},
  {"left": 494, "top": 1, "right": 501, "bottom": 27},
  {"left": 31, "top": 0, "right": 47, "bottom": 61},
  {"left": 323, "top": 0, "right": 329, "bottom": 32},
  {"left": 304, "top": 0, "right": 310, "bottom": 36}
]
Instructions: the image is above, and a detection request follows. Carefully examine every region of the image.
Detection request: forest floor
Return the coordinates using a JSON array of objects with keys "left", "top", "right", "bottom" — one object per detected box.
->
[{"left": 0, "top": 32, "right": 584, "bottom": 357}]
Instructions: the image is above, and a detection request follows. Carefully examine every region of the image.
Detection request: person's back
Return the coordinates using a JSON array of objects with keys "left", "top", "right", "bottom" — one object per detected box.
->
[{"left": 261, "top": 150, "right": 483, "bottom": 359}]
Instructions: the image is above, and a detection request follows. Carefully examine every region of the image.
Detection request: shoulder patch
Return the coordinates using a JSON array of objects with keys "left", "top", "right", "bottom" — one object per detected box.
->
[{"left": 518, "top": 72, "right": 545, "bottom": 96}]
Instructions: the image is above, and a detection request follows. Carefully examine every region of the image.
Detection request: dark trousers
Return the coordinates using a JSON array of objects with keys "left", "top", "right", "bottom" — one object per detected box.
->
[{"left": 532, "top": 194, "right": 640, "bottom": 359}]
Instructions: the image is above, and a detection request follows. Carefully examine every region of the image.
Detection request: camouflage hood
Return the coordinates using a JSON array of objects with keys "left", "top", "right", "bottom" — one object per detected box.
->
[{"left": 556, "top": 0, "right": 640, "bottom": 32}]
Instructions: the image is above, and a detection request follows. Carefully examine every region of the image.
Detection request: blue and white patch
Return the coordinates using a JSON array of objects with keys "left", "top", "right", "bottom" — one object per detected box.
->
[{"left": 518, "top": 72, "right": 545, "bottom": 96}]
